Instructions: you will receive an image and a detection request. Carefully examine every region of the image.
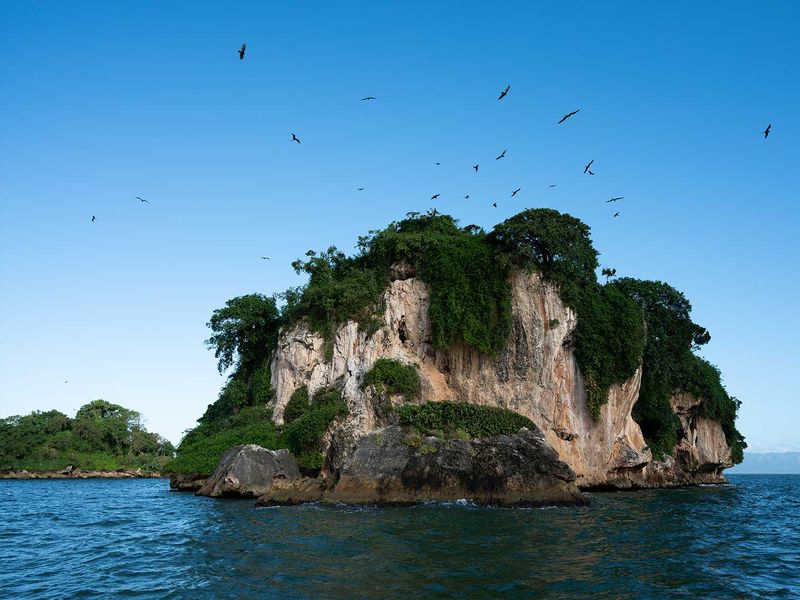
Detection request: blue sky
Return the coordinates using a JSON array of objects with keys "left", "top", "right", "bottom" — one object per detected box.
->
[{"left": 1, "top": 1, "right": 798, "bottom": 450}]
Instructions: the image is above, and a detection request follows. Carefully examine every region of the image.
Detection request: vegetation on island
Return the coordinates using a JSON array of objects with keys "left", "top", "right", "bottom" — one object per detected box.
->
[
  {"left": 362, "top": 358, "right": 421, "bottom": 400},
  {"left": 168, "top": 208, "right": 744, "bottom": 474},
  {"left": 398, "top": 401, "right": 537, "bottom": 439},
  {"left": 0, "top": 400, "right": 175, "bottom": 473}
]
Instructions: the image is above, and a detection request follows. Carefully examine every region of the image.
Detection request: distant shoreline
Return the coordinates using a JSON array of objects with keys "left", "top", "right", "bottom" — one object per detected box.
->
[{"left": 1, "top": 467, "right": 164, "bottom": 480}]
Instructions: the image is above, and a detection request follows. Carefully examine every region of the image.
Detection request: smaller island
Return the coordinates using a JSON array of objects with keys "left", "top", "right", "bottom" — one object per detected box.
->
[{"left": 0, "top": 400, "right": 174, "bottom": 479}]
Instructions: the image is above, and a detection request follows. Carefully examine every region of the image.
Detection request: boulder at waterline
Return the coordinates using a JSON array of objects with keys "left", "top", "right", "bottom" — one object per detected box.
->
[{"left": 197, "top": 445, "right": 300, "bottom": 498}]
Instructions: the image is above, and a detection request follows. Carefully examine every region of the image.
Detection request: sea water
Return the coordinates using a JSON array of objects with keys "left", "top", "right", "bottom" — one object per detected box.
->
[{"left": 1, "top": 475, "right": 798, "bottom": 598}]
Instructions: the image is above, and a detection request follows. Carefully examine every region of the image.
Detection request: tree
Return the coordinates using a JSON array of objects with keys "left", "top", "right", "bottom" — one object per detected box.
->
[
  {"left": 489, "top": 208, "right": 599, "bottom": 300},
  {"left": 601, "top": 267, "right": 617, "bottom": 283},
  {"left": 205, "top": 294, "right": 282, "bottom": 374}
]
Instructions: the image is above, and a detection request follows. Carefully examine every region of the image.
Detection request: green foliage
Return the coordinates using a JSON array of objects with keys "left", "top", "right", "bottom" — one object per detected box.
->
[
  {"left": 490, "top": 208, "right": 599, "bottom": 303},
  {"left": 284, "top": 247, "right": 388, "bottom": 348},
  {"left": 573, "top": 285, "right": 646, "bottom": 419},
  {"left": 0, "top": 401, "right": 174, "bottom": 473},
  {"left": 281, "top": 387, "right": 348, "bottom": 470},
  {"left": 398, "top": 401, "right": 537, "bottom": 438},
  {"left": 283, "top": 386, "right": 310, "bottom": 424},
  {"left": 366, "top": 212, "right": 512, "bottom": 355},
  {"left": 362, "top": 358, "right": 421, "bottom": 400},
  {"left": 165, "top": 406, "right": 278, "bottom": 475},
  {"left": 206, "top": 294, "right": 282, "bottom": 375},
  {"left": 296, "top": 451, "right": 324, "bottom": 473},
  {"left": 612, "top": 278, "right": 745, "bottom": 461}
]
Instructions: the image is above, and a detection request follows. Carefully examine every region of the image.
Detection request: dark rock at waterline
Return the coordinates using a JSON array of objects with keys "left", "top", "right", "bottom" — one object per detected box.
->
[
  {"left": 169, "top": 472, "right": 208, "bottom": 492},
  {"left": 258, "top": 426, "right": 586, "bottom": 507},
  {"left": 197, "top": 445, "right": 299, "bottom": 498}
]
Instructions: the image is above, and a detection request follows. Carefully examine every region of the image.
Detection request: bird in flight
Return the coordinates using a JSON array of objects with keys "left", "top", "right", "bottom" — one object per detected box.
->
[
  {"left": 91, "top": 216, "right": 96, "bottom": 222},
  {"left": 492, "top": 202, "right": 498, "bottom": 208},
  {"left": 583, "top": 159, "right": 594, "bottom": 174},
  {"left": 607, "top": 197, "right": 623, "bottom": 203},
  {"left": 435, "top": 162, "right": 441, "bottom": 166},
  {"left": 357, "top": 187, "right": 364, "bottom": 191},
  {"left": 361, "top": 96, "right": 376, "bottom": 101},
  {"left": 64, "top": 380, "right": 68, "bottom": 384},
  {"left": 261, "top": 256, "right": 270, "bottom": 260},
  {"left": 135, "top": 196, "right": 149, "bottom": 203},
  {"left": 763, "top": 124, "right": 771, "bottom": 139},
  {"left": 473, "top": 164, "right": 479, "bottom": 172},
  {"left": 496, "top": 149, "right": 507, "bottom": 160},
  {"left": 558, "top": 109, "right": 580, "bottom": 124},
  {"left": 511, "top": 188, "right": 521, "bottom": 197},
  {"left": 498, "top": 85, "right": 510, "bottom": 100},
  {"left": 464, "top": 195, "right": 470, "bottom": 199},
  {"left": 613, "top": 212, "right": 620, "bottom": 218},
  {"left": 238, "top": 44, "right": 246, "bottom": 60},
  {"left": 548, "top": 184, "right": 557, "bottom": 188},
  {"left": 291, "top": 133, "right": 301, "bottom": 144},
  {"left": 431, "top": 194, "right": 440, "bottom": 200}
]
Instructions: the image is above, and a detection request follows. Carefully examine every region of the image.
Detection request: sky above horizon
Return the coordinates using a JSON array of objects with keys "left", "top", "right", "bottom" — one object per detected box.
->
[{"left": 1, "top": 1, "right": 798, "bottom": 450}]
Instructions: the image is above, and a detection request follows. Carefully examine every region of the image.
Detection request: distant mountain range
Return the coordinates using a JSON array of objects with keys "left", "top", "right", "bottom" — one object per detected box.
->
[{"left": 726, "top": 452, "right": 800, "bottom": 474}]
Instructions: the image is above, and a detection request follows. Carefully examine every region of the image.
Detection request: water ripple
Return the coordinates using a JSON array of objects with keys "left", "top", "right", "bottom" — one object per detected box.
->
[{"left": 0, "top": 476, "right": 798, "bottom": 598}]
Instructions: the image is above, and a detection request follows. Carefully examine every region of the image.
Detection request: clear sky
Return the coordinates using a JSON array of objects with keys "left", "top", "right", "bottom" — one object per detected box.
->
[{"left": 1, "top": 1, "right": 797, "bottom": 450}]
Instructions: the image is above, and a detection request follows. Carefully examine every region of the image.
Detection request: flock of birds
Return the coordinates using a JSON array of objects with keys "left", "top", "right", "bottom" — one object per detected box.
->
[{"left": 88, "top": 42, "right": 776, "bottom": 238}]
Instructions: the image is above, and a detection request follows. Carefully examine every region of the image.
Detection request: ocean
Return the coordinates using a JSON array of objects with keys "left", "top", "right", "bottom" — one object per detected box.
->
[{"left": 1, "top": 475, "right": 798, "bottom": 598}]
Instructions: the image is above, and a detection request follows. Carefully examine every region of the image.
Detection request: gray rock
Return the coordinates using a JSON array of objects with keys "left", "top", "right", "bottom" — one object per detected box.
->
[
  {"left": 262, "top": 425, "right": 586, "bottom": 506},
  {"left": 197, "top": 445, "right": 299, "bottom": 498}
]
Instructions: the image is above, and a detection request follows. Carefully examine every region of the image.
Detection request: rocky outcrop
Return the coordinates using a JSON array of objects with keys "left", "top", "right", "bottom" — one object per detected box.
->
[
  {"left": 197, "top": 445, "right": 299, "bottom": 498},
  {"left": 268, "top": 270, "right": 734, "bottom": 492},
  {"left": 169, "top": 472, "right": 207, "bottom": 492},
  {"left": 257, "top": 426, "right": 586, "bottom": 507},
  {"left": 0, "top": 466, "right": 161, "bottom": 479}
]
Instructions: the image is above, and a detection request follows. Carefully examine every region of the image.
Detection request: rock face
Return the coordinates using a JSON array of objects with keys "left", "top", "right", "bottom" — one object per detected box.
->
[
  {"left": 269, "top": 270, "right": 734, "bottom": 491},
  {"left": 258, "top": 426, "right": 586, "bottom": 506},
  {"left": 197, "top": 445, "right": 299, "bottom": 498},
  {"left": 169, "top": 472, "right": 207, "bottom": 492}
]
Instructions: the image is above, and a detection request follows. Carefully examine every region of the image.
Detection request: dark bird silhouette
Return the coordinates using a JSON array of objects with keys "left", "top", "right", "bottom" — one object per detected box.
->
[
  {"left": 548, "top": 184, "right": 557, "bottom": 188},
  {"left": 607, "top": 197, "right": 623, "bottom": 203},
  {"left": 557, "top": 109, "right": 580, "bottom": 124},
  {"left": 496, "top": 149, "right": 507, "bottom": 160},
  {"left": 498, "top": 85, "right": 510, "bottom": 100},
  {"left": 583, "top": 159, "right": 594, "bottom": 174},
  {"left": 135, "top": 196, "right": 149, "bottom": 203},
  {"left": 357, "top": 187, "right": 364, "bottom": 191},
  {"left": 763, "top": 124, "right": 771, "bottom": 139},
  {"left": 291, "top": 133, "right": 301, "bottom": 144},
  {"left": 511, "top": 187, "right": 521, "bottom": 197},
  {"left": 238, "top": 43, "right": 246, "bottom": 60},
  {"left": 492, "top": 202, "right": 498, "bottom": 208},
  {"left": 261, "top": 256, "right": 270, "bottom": 260},
  {"left": 464, "top": 195, "right": 470, "bottom": 199},
  {"left": 431, "top": 194, "right": 440, "bottom": 200},
  {"left": 64, "top": 380, "right": 68, "bottom": 384},
  {"left": 435, "top": 162, "right": 441, "bottom": 166},
  {"left": 91, "top": 216, "right": 96, "bottom": 222},
  {"left": 361, "top": 96, "right": 376, "bottom": 101},
  {"left": 613, "top": 212, "right": 620, "bottom": 218},
  {"left": 473, "top": 164, "right": 479, "bottom": 172}
]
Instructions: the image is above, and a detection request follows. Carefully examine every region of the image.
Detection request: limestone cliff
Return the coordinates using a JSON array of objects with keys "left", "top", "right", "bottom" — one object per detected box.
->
[{"left": 269, "top": 269, "right": 733, "bottom": 489}]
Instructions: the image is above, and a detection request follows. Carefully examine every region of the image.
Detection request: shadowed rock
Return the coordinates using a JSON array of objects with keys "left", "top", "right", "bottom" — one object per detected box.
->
[
  {"left": 258, "top": 426, "right": 586, "bottom": 507},
  {"left": 197, "top": 445, "right": 299, "bottom": 498}
]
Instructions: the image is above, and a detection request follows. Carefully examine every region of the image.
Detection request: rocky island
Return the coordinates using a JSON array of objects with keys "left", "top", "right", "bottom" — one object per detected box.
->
[{"left": 166, "top": 209, "right": 745, "bottom": 506}]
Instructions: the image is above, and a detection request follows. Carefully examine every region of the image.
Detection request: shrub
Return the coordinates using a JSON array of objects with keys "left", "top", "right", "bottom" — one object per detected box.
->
[
  {"left": 362, "top": 358, "right": 421, "bottom": 400},
  {"left": 398, "top": 401, "right": 537, "bottom": 438},
  {"left": 283, "top": 386, "right": 310, "bottom": 424},
  {"left": 166, "top": 406, "right": 278, "bottom": 475},
  {"left": 280, "top": 387, "right": 348, "bottom": 474}
]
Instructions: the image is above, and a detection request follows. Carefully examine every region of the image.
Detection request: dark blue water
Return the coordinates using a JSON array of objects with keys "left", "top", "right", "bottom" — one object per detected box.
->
[{"left": 1, "top": 475, "right": 798, "bottom": 598}]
